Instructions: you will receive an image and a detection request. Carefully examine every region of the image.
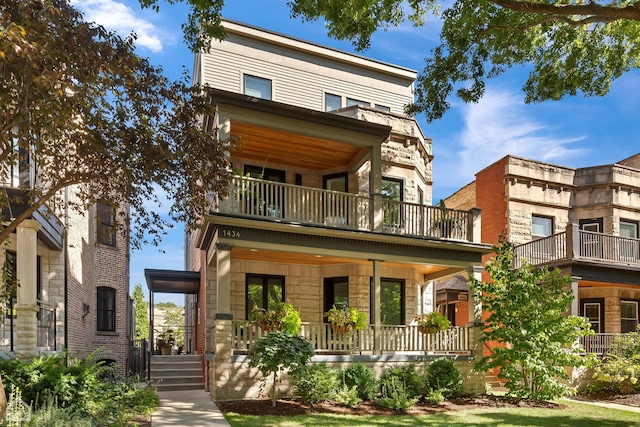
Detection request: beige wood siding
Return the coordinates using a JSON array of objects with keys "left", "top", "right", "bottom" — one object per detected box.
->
[{"left": 202, "top": 33, "right": 414, "bottom": 114}]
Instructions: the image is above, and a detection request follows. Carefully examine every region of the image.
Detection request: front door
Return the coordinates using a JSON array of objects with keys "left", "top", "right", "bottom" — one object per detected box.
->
[{"left": 323, "top": 173, "right": 348, "bottom": 227}]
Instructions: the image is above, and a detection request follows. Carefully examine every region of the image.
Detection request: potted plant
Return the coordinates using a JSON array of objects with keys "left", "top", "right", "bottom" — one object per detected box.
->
[
  {"left": 414, "top": 312, "right": 451, "bottom": 334},
  {"left": 251, "top": 302, "right": 301, "bottom": 334},
  {"left": 324, "top": 306, "right": 367, "bottom": 334},
  {"left": 158, "top": 329, "right": 176, "bottom": 355}
]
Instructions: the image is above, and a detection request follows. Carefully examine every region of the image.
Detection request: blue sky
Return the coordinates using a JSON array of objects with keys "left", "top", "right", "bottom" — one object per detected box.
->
[{"left": 71, "top": 0, "right": 640, "bottom": 303}]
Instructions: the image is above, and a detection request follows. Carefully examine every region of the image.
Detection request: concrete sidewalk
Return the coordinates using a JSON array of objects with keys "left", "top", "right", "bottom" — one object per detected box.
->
[{"left": 152, "top": 389, "right": 230, "bottom": 426}]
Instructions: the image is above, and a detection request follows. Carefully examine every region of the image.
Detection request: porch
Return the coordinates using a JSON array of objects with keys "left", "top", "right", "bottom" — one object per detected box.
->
[
  {"left": 514, "top": 223, "right": 640, "bottom": 268},
  {"left": 230, "top": 321, "right": 472, "bottom": 355},
  {"left": 216, "top": 175, "right": 478, "bottom": 241}
]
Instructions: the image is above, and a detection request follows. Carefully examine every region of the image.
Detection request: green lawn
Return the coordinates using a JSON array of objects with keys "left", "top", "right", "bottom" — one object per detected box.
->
[{"left": 224, "top": 401, "right": 639, "bottom": 427}]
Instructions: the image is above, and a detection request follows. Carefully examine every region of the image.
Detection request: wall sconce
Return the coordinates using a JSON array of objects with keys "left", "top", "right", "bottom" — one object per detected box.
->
[{"left": 82, "top": 303, "right": 90, "bottom": 317}]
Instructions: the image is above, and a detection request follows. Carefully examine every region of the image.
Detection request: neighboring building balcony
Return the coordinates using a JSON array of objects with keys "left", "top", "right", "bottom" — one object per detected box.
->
[
  {"left": 514, "top": 223, "right": 640, "bottom": 270},
  {"left": 230, "top": 321, "right": 472, "bottom": 355},
  {"left": 215, "top": 175, "right": 479, "bottom": 242}
]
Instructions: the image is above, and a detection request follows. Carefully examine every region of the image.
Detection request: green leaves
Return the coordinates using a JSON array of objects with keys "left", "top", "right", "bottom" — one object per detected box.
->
[{"left": 469, "top": 241, "right": 594, "bottom": 401}]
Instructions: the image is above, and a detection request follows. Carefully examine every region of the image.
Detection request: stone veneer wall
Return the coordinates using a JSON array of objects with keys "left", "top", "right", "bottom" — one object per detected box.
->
[{"left": 579, "top": 286, "right": 640, "bottom": 334}]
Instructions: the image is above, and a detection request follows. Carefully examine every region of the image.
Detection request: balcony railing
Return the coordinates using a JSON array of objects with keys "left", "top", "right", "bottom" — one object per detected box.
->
[
  {"left": 230, "top": 321, "right": 471, "bottom": 355},
  {"left": 514, "top": 224, "right": 640, "bottom": 267},
  {"left": 217, "top": 176, "right": 475, "bottom": 241},
  {"left": 579, "top": 333, "right": 623, "bottom": 356}
]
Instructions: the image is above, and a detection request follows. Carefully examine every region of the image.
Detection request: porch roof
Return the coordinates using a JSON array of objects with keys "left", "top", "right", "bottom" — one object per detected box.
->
[{"left": 144, "top": 269, "right": 200, "bottom": 294}]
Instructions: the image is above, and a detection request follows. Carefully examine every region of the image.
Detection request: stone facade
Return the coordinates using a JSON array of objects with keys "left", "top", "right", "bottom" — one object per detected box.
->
[{"left": 446, "top": 154, "right": 640, "bottom": 334}]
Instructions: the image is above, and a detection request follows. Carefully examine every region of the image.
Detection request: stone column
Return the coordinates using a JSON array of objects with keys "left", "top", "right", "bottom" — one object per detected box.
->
[
  {"left": 211, "top": 314, "right": 233, "bottom": 401},
  {"left": 216, "top": 244, "right": 232, "bottom": 314},
  {"left": 15, "top": 219, "right": 41, "bottom": 360},
  {"left": 570, "top": 276, "right": 581, "bottom": 316},
  {"left": 370, "top": 144, "right": 383, "bottom": 232},
  {"left": 371, "top": 259, "right": 382, "bottom": 355},
  {"left": 466, "top": 266, "right": 484, "bottom": 359}
]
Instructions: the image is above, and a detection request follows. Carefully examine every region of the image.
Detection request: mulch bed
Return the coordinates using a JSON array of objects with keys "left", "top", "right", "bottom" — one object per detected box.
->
[
  {"left": 570, "top": 391, "right": 640, "bottom": 408},
  {"left": 216, "top": 395, "right": 564, "bottom": 416}
]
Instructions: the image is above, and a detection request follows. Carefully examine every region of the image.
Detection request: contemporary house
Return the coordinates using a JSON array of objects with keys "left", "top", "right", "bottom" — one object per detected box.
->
[
  {"left": 0, "top": 162, "right": 133, "bottom": 375},
  {"left": 144, "top": 20, "right": 491, "bottom": 398},
  {"left": 445, "top": 154, "right": 640, "bottom": 353}
]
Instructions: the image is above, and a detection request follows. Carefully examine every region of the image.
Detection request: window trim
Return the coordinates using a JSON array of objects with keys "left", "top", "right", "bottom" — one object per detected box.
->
[
  {"left": 346, "top": 97, "right": 370, "bottom": 108},
  {"left": 245, "top": 274, "right": 285, "bottom": 319},
  {"left": 620, "top": 219, "right": 638, "bottom": 239},
  {"left": 370, "top": 277, "right": 405, "bottom": 325},
  {"left": 324, "top": 92, "right": 342, "bottom": 112},
  {"left": 531, "top": 214, "right": 553, "bottom": 240},
  {"left": 243, "top": 74, "right": 272, "bottom": 100},
  {"left": 621, "top": 300, "right": 639, "bottom": 333},
  {"left": 97, "top": 286, "right": 116, "bottom": 332},
  {"left": 97, "top": 202, "right": 116, "bottom": 246},
  {"left": 580, "top": 298, "right": 605, "bottom": 333}
]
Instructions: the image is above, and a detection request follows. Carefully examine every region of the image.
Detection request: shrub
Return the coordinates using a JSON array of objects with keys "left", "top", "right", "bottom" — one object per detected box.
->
[
  {"left": 592, "top": 328, "right": 640, "bottom": 394},
  {"left": 292, "top": 363, "right": 339, "bottom": 406},
  {"left": 342, "top": 363, "right": 378, "bottom": 401},
  {"left": 425, "top": 358, "right": 463, "bottom": 398},
  {"left": 379, "top": 365, "right": 423, "bottom": 398},
  {"left": 425, "top": 389, "right": 445, "bottom": 404},
  {"left": 377, "top": 376, "right": 419, "bottom": 411},
  {"left": 334, "top": 385, "right": 362, "bottom": 408},
  {"left": 25, "top": 402, "right": 92, "bottom": 427}
]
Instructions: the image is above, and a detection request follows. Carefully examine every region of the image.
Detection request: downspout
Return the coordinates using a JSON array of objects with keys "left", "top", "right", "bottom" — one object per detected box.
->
[{"left": 64, "top": 187, "right": 69, "bottom": 352}]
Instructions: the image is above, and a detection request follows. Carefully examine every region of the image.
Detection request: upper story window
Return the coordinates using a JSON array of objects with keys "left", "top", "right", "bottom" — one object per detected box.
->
[
  {"left": 325, "top": 93, "right": 342, "bottom": 112},
  {"left": 346, "top": 97, "right": 370, "bottom": 108},
  {"left": 244, "top": 74, "right": 272, "bottom": 100},
  {"left": 97, "top": 287, "right": 116, "bottom": 332},
  {"left": 375, "top": 104, "right": 390, "bottom": 112},
  {"left": 531, "top": 215, "right": 553, "bottom": 240},
  {"left": 620, "top": 220, "right": 638, "bottom": 239},
  {"left": 97, "top": 202, "right": 116, "bottom": 246}
]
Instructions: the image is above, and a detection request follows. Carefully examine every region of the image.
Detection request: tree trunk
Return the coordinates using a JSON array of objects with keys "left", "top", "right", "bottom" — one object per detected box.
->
[
  {"left": 0, "top": 375, "right": 6, "bottom": 420},
  {"left": 271, "top": 371, "right": 277, "bottom": 407}
]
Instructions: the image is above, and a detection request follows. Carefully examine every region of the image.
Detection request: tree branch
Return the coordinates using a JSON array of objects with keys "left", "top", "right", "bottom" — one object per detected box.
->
[{"left": 491, "top": 0, "right": 640, "bottom": 22}]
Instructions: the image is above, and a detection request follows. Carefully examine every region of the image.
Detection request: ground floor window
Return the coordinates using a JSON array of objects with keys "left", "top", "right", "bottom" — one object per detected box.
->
[
  {"left": 621, "top": 300, "right": 639, "bottom": 333},
  {"left": 371, "top": 278, "right": 405, "bottom": 325},
  {"left": 580, "top": 298, "right": 604, "bottom": 333},
  {"left": 246, "top": 274, "right": 284, "bottom": 317},
  {"left": 97, "top": 287, "right": 116, "bottom": 332}
]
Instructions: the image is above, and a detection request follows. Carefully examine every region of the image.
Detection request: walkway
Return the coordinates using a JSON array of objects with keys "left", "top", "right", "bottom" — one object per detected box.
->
[{"left": 152, "top": 389, "right": 230, "bottom": 427}]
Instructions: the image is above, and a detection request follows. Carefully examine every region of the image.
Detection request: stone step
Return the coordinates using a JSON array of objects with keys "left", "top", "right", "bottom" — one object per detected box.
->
[
  {"left": 155, "top": 382, "right": 204, "bottom": 392},
  {"left": 151, "top": 367, "right": 202, "bottom": 378},
  {"left": 154, "top": 375, "right": 203, "bottom": 385}
]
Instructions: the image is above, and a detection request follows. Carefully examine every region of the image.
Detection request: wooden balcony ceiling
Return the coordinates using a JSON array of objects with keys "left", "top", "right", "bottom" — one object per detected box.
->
[
  {"left": 231, "top": 122, "right": 363, "bottom": 170},
  {"left": 232, "top": 247, "right": 450, "bottom": 275}
]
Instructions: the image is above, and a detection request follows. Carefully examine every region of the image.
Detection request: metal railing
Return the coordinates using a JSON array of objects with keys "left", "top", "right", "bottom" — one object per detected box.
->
[
  {"left": 580, "top": 333, "right": 620, "bottom": 356},
  {"left": 37, "top": 301, "right": 56, "bottom": 350},
  {"left": 217, "top": 176, "right": 474, "bottom": 241},
  {"left": 514, "top": 225, "right": 640, "bottom": 267},
  {"left": 230, "top": 321, "right": 471, "bottom": 355},
  {"left": 0, "top": 300, "right": 57, "bottom": 353}
]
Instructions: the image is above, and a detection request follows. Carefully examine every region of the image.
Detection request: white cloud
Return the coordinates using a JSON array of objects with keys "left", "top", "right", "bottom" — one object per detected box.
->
[
  {"left": 71, "top": 0, "right": 165, "bottom": 52},
  {"left": 458, "top": 89, "right": 587, "bottom": 179}
]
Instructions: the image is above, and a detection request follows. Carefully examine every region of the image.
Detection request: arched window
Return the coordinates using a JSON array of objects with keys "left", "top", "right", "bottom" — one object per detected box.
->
[{"left": 97, "top": 287, "right": 116, "bottom": 331}]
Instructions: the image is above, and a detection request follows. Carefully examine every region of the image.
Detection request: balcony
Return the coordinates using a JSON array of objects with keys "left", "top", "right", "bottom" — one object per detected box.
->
[
  {"left": 215, "top": 176, "right": 477, "bottom": 241},
  {"left": 514, "top": 224, "right": 640, "bottom": 268},
  {"left": 231, "top": 321, "right": 472, "bottom": 355}
]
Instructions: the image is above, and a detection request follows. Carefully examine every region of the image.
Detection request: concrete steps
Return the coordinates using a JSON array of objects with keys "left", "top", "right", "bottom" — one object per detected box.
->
[
  {"left": 485, "top": 373, "right": 509, "bottom": 394},
  {"left": 151, "top": 355, "right": 204, "bottom": 392}
]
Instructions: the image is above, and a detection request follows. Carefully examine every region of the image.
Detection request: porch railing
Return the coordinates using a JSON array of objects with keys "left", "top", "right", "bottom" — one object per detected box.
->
[
  {"left": 231, "top": 321, "right": 471, "bottom": 355},
  {"left": 514, "top": 224, "right": 640, "bottom": 267},
  {"left": 217, "top": 176, "right": 474, "bottom": 241},
  {"left": 580, "top": 333, "right": 620, "bottom": 356}
]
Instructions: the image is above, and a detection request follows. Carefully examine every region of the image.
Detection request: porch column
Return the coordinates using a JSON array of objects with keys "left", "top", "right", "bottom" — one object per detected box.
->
[
  {"left": 570, "top": 276, "right": 581, "bottom": 316},
  {"left": 371, "top": 259, "right": 382, "bottom": 355},
  {"left": 370, "top": 144, "right": 383, "bottom": 232},
  {"left": 216, "top": 244, "right": 232, "bottom": 314},
  {"left": 15, "top": 219, "right": 41, "bottom": 360},
  {"left": 469, "top": 208, "right": 481, "bottom": 243},
  {"left": 217, "top": 113, "right": 233, "bottom": 213},
  {"left": 466, "top": 266, "right": 484, "bottom": 360}
]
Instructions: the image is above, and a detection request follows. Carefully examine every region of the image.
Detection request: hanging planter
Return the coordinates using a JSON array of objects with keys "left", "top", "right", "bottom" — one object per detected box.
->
[
  {"left": 325, "top": 306, "right": 367, "bottom": 335},
  {"left": 414, "top": 312, "right": 451, "bottom": 334}
]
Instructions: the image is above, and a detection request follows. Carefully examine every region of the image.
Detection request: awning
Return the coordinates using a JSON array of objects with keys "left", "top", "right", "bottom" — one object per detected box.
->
[{"left": 144, "top": 269, "right": 201, "bottom": 294}]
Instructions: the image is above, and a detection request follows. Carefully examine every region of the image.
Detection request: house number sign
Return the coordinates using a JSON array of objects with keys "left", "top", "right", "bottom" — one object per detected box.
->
[{"left": 221, "top": 229, "right": 240, "bottom": 239}]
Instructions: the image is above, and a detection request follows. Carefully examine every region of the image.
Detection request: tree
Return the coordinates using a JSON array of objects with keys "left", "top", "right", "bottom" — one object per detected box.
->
[
  {"left": 150, "top": 0, "right": 640, "bottom": 121},
  {"left": 248, "top": 331, "right": 314, "bottom": 407},
  {"left": 1, "top": 0, "right": 233, "bottom": 251},
  {"left": 469, "top": 241, "right": 596, "bottom": 401},
  {"left": 132, "top": 284, "right": 149, "bottom": 341}
]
